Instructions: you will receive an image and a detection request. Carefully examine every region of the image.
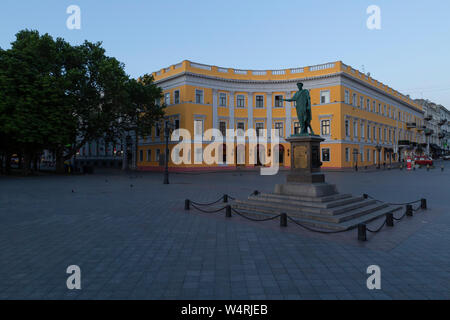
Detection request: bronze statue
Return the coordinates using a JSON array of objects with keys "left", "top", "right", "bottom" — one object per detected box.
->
[{"left": 283, "top": 82, "right": 315, "bottom": 135}]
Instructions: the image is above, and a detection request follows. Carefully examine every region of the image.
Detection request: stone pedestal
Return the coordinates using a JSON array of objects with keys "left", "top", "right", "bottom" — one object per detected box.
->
[{"left": 275, "top": 135, "right": 338, "bottom": 197}]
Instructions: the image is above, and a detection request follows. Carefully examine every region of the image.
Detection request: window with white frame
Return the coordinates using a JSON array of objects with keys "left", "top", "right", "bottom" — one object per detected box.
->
[
  {"left": 274, "top": 95, "right": 283, "bottom": 107},
  {"left": 372, "top": 101, "right": 376, "bottom": 112},
  {"left": 195, "top": 89, "right": 203, "bottom": 104},
  {"left": 345, "top": 148, "right": 350, "bottom": 162},
  {"left": 367, "top": 124, "right": 371, "bottom": 140},
  {"left": 361, "top": 122, "right": 365, "bottom": 138},
  {"left": 384, "top": 105, "right": 387, "bottom": 116},
  {"left": 352, "top": 93, "right": 357, "bottom": 107},
  {"left": 360, "top": 96, "right": 364, "bottom": 108},
  {"left": 345, "top": 119, "right": 350, "bottom": 137},
  {"left": 275, "top": 122, "right": 284, "bottom": 137},
  {"left": 219, "top": 93, "right": 227, "bottom": 107},
  {"left": 237, "top": 122, "right": 245, "bottom": 136},
  {"left": 353, "top": 120, "right": 358, "bottom": 138},
  {"left": 320, "top": 90, "right": 330, "bottom": 104},
  {"left": 322, "top": 148, "right": 330, "bottom": 162},
  {"left": 155, "top": 122, "right": 161, "bottom": 138},
  {"left": 219, "top": 121, "right": 227, "bottom": 137},
  {"left": 165, "top": 93, "right": 170, "bottom": 105},
  {"left": 366, "top": 98, "right": 370, "bottom": 110},
  {"left": 294, "top": 122, "right": 300, "bottom": 135},
  {"left": 194, "top": 119, "right": 204, "bottom": 139},
  {"left": 367, "top": 149, "right": 371, "bottom": 162},
  {"left": 174, "top": 90, "right": 180, "bottom": 104},
  {"left": 345, "top": 90, "right": 349, "bottom": 104},
  {"left": 255, "top": 95, "right": 264, "bottom": 108},
  {"left": 321, "top": 119, "right": 331, "bottom": 136},
  {"left": 255, "top": 122, "right": 264, "bottom": 137},
  {"left": 236, "top": 95, "right": 245, "bottom": 108}
]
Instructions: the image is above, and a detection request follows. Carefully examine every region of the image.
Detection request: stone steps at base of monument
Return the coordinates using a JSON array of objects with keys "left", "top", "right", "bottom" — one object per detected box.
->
[
  {"left": 234, "top": 197, "right": 377, "bottom": 216},
  {"left": 257, "top": 192, "right": 353, "bottom": 203},
  {"left": 232, "top": 205, "right": 402, "bottom": 231},
  {"left": 233, "top": 200, "right": 390, "bottom": 224},
  {"left": 249, "top": 193, "right": 363, "bottom": 209}
]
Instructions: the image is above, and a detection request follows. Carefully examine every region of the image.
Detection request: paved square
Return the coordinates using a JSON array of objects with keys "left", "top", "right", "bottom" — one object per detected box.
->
[{"left": 1, "top": 163, "right": 449, "bottom": 300}]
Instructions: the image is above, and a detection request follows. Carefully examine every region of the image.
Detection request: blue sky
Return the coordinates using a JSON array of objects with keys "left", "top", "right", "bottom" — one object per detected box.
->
[{"left": 1, "top": 0, "right": 450, "bottom": 106}]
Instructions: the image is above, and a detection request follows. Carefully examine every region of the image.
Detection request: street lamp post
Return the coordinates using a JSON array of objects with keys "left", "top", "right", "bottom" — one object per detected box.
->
[
  {"left": 163, "top": 122, "right": 175, "bottom": 184},
  {"left": 352, "top": 149, "right": 359, "bottom": 171}
]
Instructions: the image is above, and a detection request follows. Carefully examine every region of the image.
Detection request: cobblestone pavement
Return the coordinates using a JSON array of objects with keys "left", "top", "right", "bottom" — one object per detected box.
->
[{"left": 1, "top": 161, "right": 449, "bottom": 300}]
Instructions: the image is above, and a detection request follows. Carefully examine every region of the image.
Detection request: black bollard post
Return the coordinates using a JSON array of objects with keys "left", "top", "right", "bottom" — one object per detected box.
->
[
  {"left": 223, "top": 194, "right": 228, "bottom": 203},
  {"left": 386, "top": 213, "right": 394, "bottom": 227},
  {"left": 280, "top": 213, "right": 287, "bottom": 227},
  {"left": 358, "top": 224, "right": 367, "bottom": 241},
  {"left": 225, "top": 205, "right": 232, "bottom": 218},
  {"left": 185, "top": 199, "right": 190, "bottom": 210},
  {"left": 406, "top": 204, "right": 413, "bottom": 216},
  {"left": 421, "top": 198, "right": 427, "bottom": 210}
]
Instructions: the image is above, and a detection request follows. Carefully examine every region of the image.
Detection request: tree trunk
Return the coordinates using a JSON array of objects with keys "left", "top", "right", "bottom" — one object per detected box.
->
[
  {"left": 134, "top": 130, "right": 138, "bottom": 170},
  {"left": 122, "top": 135, "right": 128, "bottom": 170},
  {"left": 55, "top": 148, "right": 65, "bottom": 174},
  {"left": 22, "top": 152, "right": 32, "bottom": 176},
  {"left": 5, "top": 153, "right": 11, "bottom": 174}
]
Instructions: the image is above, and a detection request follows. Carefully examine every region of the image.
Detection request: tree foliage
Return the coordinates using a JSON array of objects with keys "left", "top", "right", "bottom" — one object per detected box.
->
[{"left": 0, "top": 29, "right": 164, "bottom": 174}]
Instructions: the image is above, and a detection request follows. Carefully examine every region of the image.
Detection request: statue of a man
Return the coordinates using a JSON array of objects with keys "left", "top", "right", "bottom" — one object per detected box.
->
[{"left": 283, "top": 82, "right": 314, "bottom": 135}]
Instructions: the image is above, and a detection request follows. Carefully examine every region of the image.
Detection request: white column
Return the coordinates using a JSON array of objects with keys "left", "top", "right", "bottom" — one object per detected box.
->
[
  {"left": 285, "top": 91, "right": 291, "bottom": 137},
  {"left": 248, "top": 92, "right": 253, "bottom": 130},
  {"left": 266, "top": 92, "right": 272, "bottom": 134},
  {"left": 212, "top": 89, "right": 218, "bottom": 129},
  {"left": 229, "top": 91, "right": 235, "bottom": 130}
]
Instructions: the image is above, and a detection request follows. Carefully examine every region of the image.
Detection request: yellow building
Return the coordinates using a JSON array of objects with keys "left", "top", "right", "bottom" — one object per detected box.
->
[{"left": 137, "top": 60, "right": 425, "bottom": 171}]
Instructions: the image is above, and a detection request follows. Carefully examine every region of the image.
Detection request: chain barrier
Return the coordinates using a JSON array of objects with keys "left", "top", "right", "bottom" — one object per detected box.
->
[
  {"left": 231, "top": 208, "right": 281, "bottom": 222},
  {"left": 190, "top": 195, "right": 225, "bottom": 206},
  {"left": 185, "top": 193, "right": 428, "bottom": 241},
  {"left": 190, "top": 203, "right": 227, "bottom": 214},
  {"left": 393, "top": 212, "right": 406, "bottom": 221},
  {"left": 286, "top": 216, "right": 349, "bottom": 234},
  {"left": 364, "top": 194, "right": 421, "bottom": 206},
  {"left": 366, "top": 220, "right": 387, "bottom": 233}
]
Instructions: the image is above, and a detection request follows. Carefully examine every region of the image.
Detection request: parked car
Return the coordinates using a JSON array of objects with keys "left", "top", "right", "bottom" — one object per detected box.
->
[
  {"left": 443, "top": 155, "right": 450, "bottom": 161},
  {"left": 414, "top": 156, "right": 433, "bottom": 166}
]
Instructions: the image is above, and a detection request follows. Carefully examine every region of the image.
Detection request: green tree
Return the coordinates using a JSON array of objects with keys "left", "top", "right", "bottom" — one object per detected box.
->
[
  {"left": 0, "top": 29, "right": 165, "bottom": 174},
  {"left": 119, "top": 74, "right": 165, "bottom": 169},
  {"left": 0, "top": 30, "right": 76, "bottom": 174}
]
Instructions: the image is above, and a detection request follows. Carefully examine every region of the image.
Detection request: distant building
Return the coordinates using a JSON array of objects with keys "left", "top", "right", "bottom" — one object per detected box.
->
[
  {"left": 415, "top": 99, "right": 450, "bottom": 156},
  {"left": 138, "top": 60, "right": 426, "bottom": 170}
]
